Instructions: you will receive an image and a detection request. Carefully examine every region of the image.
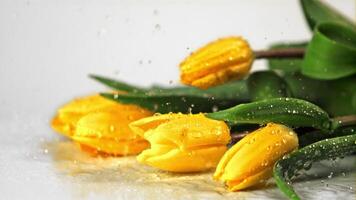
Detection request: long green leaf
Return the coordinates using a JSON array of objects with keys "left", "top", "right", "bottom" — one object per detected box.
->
[
  {"left": 93, "top": 74, "right": 250, "bottom": 113},
  {"left": 90, "top": 74, "right": 249, "bottom": 99},
  {"left": 300, "top": 0, "right": 355, "bottom": 30},
  {"left": 299, "top": 125, "right": 356, "bottom": 147},
  {"left": 274, "top": 134, "right": 356, "bottom": 200},
  {"left": 101, "top": 93, "right": 241, "bottom": 114},
  {"left": 206, "top": 98, "right": 332, "bottom": 130},
  {"left": 89, "top": 74, "right": 147, "bottom": 93},
  {"left": 302, "top": 22, "right": 356, "bottom": 80}
]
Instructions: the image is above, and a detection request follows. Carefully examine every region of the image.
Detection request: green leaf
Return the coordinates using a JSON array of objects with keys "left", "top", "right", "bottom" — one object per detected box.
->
[
  {"left": 274, "top": 134, "right": 356, "bottom": 200},
  {"left": 268, "top": 42, "right": 307, "bottom": 73},
  {"left": 301, "top": 22, "right": 356, "bottom": 80},
  {"left": 101, "top": 93, "right": 241, "bottom": 114},
  {"left": 282, "top": 73, "right": 356, "bottom": 116},
  {"left": 283, "top": 72, "right": 325, "bottom": 103},
  {"left": 206, "top": 98, "right": 331, "bottom": 130},
  {"left": 300, "top": 0, "right": 356, "bottom": 30},
  {"left": 318, "top": 76, "right": 356, "bottom": 116},
  {"left": 299, "top": 125, "right": 356, "bottom": 147},
  {"left": 247, "top": 71, "right": 291, "bottom": 101},
  {"left": 93, "top": 74, "right": 250, "bottom": 113},
  {"left": 89, "top": 74, "right": 147, "bottom": 93},
  {"left": 90, "top": 74, "right": 249, "bottom": 100}
]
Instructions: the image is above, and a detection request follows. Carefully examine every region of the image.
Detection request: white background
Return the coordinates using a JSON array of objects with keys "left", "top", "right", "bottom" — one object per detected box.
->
[{"left": 0, "top": 0, "right": 355, "bottom": 199}]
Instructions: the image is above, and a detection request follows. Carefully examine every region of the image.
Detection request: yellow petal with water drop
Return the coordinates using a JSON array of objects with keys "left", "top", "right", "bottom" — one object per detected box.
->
[
  {"left": 51, "top": 94, "right": 153, "bottom": 155},
  {"left": 131, "top": 113, "right": 231, "bottom": 172},
  {"left": 180, "top": 36, "right": 253, "bottom": 89},
  {"left": 214, "top": 123, "right": 298, "bottom": 191}
]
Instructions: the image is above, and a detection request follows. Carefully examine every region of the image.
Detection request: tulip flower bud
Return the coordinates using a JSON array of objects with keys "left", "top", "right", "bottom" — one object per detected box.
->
[
  {"left": 51, "top": 94, "right": 119, "bottom": 137},
  {"left": 51, "top": 94, "right": 150, "bottom": 137},
  {"left": 180, "top": 37, "right": 253, "bottom": 89},
  {"left": 214, "top": 123, "right": 298, "bottom": 191},
  {"left": 72, "top": 111, "right": 150, "bottom": 155},
  {"left": 130, "top": 113, "right": 231, "bottom": 172},
  {"left": 51, "top": 94, "right": 153, "bottom": 155}
]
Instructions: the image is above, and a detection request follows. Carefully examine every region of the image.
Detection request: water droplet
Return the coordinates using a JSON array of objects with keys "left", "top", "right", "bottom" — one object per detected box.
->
[
  {"left": 153, "top": 9, "right": 159, "bottom": 15},
  {"left": 97, "top": 28, "right": 107, "bottom": 37},
  {"left": 261, "top": 160, "right": 269, "bottom": 166},
  {"left": 105, "top": 15, "right": 112, "bottom": 21},
  {"left": 327, "top": 172, "right": 333, "bottom": 179},
  {"left": 109, "top": 125, "right": 115, "bottom": 132},
  {"left": 303, "top": 162, "right": 312, "bottom": 170},
  {"left": 154, "top": 24, "right": 161, "bottom": 30}
]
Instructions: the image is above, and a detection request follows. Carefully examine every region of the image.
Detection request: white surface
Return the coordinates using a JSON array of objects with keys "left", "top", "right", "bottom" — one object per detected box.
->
[{"left": 0, "top": 0, "right": 355, "bottom": 199}]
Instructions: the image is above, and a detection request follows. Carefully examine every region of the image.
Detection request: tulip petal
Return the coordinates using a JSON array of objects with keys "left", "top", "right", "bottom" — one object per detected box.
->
[
  {"left": 134, "top": 113, "right": 231, "bottom": 172},
  {"left": 51, "top": 94, "right": 153, "bottom": 155},
  {"left": 138, "top": 144, "right": 227, "bottom": 172},
  {"left": 180, "top": 37, "right": 253, "bottom": 89},
  {"left": 72, "top": 135, "right": 149, "bottom": 156},
  {"left": 150, "top": 114, "right": 230, "bottom": 149},
  {"left": 58, "top": 94, "right": 117, "bottom": 114},
  {"left": 51, "top": 115, "right": 74, "bottom": 137},
  {"left": 223, "top": 124, "right": 297, "bottom": 180},
  {"left": 227, "top": 166, "right": 273, "bottom": 191},
  {"left": 130, "top": 113, "right": 185, "bottom": 137},
  {"left": 190, "top": 62, "right": 252, "bottom": 89},
  {"left": 76, "top": 111, "right": 149, "bottom": 140},
  {"left": 214, "top": 123, "right": 298, "bottom": 191}
]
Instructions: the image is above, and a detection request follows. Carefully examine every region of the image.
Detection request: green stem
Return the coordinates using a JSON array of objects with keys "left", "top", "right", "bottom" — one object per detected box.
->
[
  {"left": 254, "top": 48, "right": 305, "bottom": 59},
  {"left": 331, "top": 115, "right": 356, "bottom": 130}
]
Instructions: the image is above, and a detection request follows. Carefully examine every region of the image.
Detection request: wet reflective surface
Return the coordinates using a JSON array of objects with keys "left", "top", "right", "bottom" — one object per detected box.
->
[{"left": 1, "top": 116, "right": 355, "bottom": 199}]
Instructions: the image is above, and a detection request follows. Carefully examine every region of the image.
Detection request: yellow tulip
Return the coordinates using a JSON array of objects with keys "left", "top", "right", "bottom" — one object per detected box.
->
[
  {"left": 51, "top": 94, "right": 119, "bottom": 137},
  {"left": 214, "top": 123, "right": 298, "bottom": 191},
  {"left": 51, "top": 94, "right": 153, "bottom": 155},
  {"left": 180, "top": 37, "right": 253, "bottom": 89},
  {"left": 130, "top": 113, "right": 231, "bottom": 172}
]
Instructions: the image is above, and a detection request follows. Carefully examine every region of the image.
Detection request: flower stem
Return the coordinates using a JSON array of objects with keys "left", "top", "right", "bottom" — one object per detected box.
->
[
  {"left": 254, "top": 48, "right": 305, "bottom": 59},
  {"left": 332, "top": 115, "right": 356, "bottom": 129}
]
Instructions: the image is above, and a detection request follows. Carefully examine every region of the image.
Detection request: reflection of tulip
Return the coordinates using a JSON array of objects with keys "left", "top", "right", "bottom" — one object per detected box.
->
[
  {"left": 51, "top": 94, "right": 153, "bottom": 155},
  {"left": 130, "top": 113, "right": 231, "bottom": 172},
  {"left": 214, "top": 123, "right": 298, "bottom": 191},
  {"left": 180, "top": 37, "right": 253, "bottom": 89}
]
